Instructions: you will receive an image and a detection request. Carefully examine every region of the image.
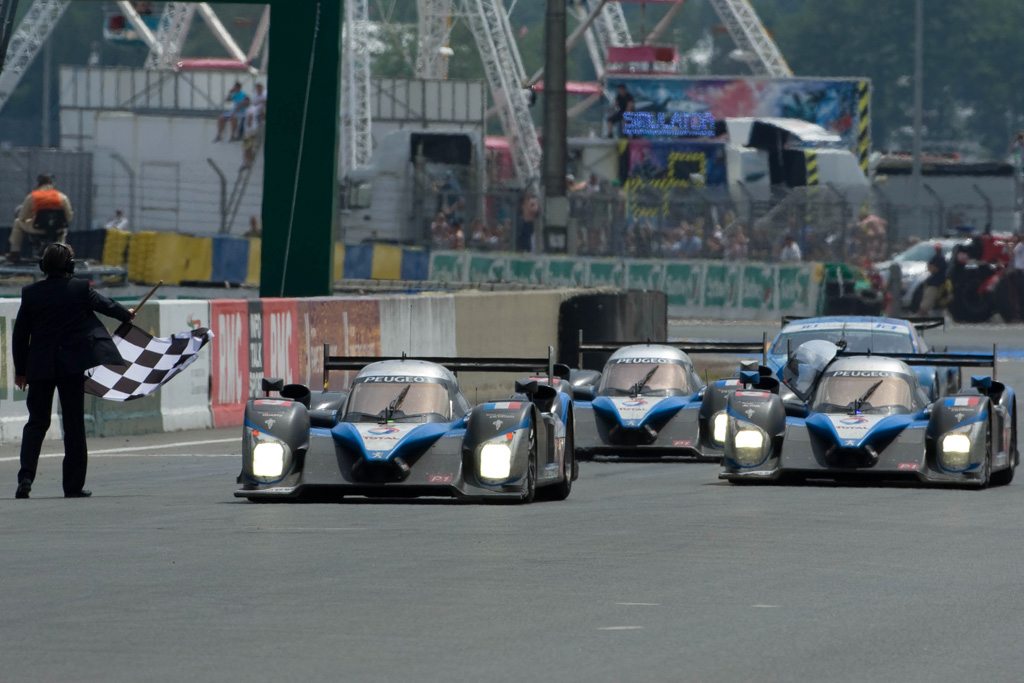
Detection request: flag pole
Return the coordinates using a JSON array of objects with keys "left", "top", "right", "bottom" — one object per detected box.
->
[{"left": 131, "top": 280, "right": 163, "bottom": 320}]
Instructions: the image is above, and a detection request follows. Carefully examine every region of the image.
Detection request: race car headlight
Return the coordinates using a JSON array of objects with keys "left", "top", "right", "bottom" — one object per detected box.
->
[
  {"left": 942, "top": 433, "right": 971, "bottom": 454},
  {"left": 734, "top": 429, "right": 764, "bottom": 450},
  {"left": 731, "top": 424, "right": 768, "bottom": 467},
  {"left": 480, "top": 443, "right": 513, "bottom": 479},
  {"left": 939, "top": 433, "right": 972, "bottom": 470},
  {"left": 713, "top": 412, "right": 727, "bottom": 444},
  {"left": 253, "top": 441, "right": 286, "bottom": 477}
]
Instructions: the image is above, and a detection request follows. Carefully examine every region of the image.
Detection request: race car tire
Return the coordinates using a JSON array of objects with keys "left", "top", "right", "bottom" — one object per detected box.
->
[
  {"left": 519, "top": 428, "right": 537, "bottom": 504},
  {"left": 975, "top": 426, "right": 992, "bottom": 489},
  {"left": 990, "top": 403, "right": 1017, "bottom": 487},
  {"left": 545, "top": 424, "right": 575, "bottom": 502},
  {"left": 990, "top": 465, "right": 1015, "bottom": 487}
]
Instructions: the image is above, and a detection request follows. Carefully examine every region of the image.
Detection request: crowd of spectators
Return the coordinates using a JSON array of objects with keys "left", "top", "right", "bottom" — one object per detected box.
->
[
  {"left": 427, "top": 169, "right": 898, "bottom": 265},
  {"left": 213, "top": 82, "right": 268, "bottom": 169}
]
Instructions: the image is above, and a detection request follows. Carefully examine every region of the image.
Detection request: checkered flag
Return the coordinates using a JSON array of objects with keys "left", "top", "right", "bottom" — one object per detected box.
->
[{"left": 85, "top": 322, "right": 214, "bottom": 401}]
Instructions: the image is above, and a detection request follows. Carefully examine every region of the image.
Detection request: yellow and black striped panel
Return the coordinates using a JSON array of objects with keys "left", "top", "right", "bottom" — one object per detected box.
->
[
  {"left": 858, "top": 80, "right": 870, "bottom": 174},
  {"left": 804, "top": 150, "right": 819, "bottom": 186}
]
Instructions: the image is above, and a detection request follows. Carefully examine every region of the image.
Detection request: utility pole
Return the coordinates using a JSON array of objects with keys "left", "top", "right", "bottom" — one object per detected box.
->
[
  {"left": 911, "top": 0, "right": 923, "bottom": 237},
  {"left": 541, "top": 0, "right": 568, "bottom": 253},
  {"left": 42, "top": 35, "right": 51, "bottom": 147}
]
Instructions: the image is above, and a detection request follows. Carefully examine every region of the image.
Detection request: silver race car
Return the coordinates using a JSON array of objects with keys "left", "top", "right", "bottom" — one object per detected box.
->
[
  {"left": 719, "top": 340, "right": 1016, "bottom": 487},
  {"left": 236, "top": 349, "right": 577, "bottom": 503},
  {"left": 571, "top": 335, "right": 767, "bottom": 460}
]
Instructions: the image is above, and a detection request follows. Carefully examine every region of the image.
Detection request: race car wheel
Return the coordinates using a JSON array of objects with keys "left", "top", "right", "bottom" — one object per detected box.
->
[
  {"left": 546, "top": 424, "right": 575, "bottom": 502},
  {"left": 519, "top": 428, "right": 537, "bottom": 504},
  {"left": 990, "top": 404, "right": 1017, "bottom": 487}
]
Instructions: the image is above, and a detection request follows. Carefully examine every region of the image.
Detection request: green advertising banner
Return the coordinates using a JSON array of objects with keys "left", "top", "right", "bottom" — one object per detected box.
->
[
  {"left": 703, "top": 263, "right": 740, "bottom": 310},
  {"left": 428, "top": 249, "right": 819, "bottom": 319},
  {"left": 467, "top": 255, "right": 507, "bottom": 283},
  {"left": 506, "top": 257, "right": 545, "bottom": 284},
  {"left": 544, "top": 258, "right": 587, "bottom": 287},
  {"left": 429, "top": 251, "right": 468, "bottom": 283},
  {"left": 740, "top": 265, "right": 775, "bottom": 312},
  {"left": 624, "top": 260, "right": 665, "bottom": 292},
  {"left": 587, "top": 260, "right": 623, "bottom": 288},
  {"left": 662, "top": 262, "right": 703, "bottom": 308},
  {"left": 778, "top": 265, "right": 813, "bottom": 312}
]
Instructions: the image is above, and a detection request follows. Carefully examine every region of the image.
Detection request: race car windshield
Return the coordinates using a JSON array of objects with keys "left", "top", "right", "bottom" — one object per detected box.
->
[
  {"left": 772, "top": 330, "right": 913, "bottom": 355},
  {"left": 598, "top": 362, "right": 695, "bottom": 396},
  {"left": 812, "top": 375, "right": 916, "bottom": 414},
  {"left": 345, "top": 381, "right": 451, "bottom": 422}
]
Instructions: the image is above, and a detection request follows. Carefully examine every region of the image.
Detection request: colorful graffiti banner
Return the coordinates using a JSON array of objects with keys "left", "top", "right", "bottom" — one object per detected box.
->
[
  {"left": 625, "top": 139, "right": 728, "bottom": 224},
  {"left": 606, "top": 77, "right": 864, "bottom": 152}
]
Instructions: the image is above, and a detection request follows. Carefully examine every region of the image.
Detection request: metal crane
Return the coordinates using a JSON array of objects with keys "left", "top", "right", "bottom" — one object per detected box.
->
[
  {"left": 341, "top": 0, "right": 373, "bottom": 174},
  {"left": 0, "top": 0, "right": 68, "bottom": 113}
]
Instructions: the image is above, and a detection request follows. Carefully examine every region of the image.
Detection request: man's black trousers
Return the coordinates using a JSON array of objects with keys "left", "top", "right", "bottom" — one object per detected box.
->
[{"left": 18, "top": 374, "right": 88, "bottom": 495}]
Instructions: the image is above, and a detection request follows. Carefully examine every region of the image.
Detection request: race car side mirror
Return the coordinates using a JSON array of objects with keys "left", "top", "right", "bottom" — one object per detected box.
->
[
  {"left": 970, "top": 375, "right": 993, "bottom": 390},
  {"left": 573, "top": 386, "right": 595, "bottom": 402},
  {"left": 280, "top": 383, "right": 311, "bottom": 408},
  {"left": 739, "top": 370, "right": 759, "bottom": 387},
  {"left": 783, "top": 399, "right": 808, "bottom": 418},
  {"left": 553, "top": 363, "right": 571, "bottom": 380},
  {"left": 515, "top": 380, "right": 539, "bottom": 396},
  {"left": 262, "top": 377, "right": 284, "bottom": 396}
]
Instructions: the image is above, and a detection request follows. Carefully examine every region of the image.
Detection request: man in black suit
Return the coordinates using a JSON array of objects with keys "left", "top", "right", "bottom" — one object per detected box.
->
[{"left": 13, "top": 243, "right": 134, "bottom": 499}]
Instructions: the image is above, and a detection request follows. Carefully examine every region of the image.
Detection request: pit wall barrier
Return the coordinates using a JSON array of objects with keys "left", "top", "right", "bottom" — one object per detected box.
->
[
  {"left": 0, "top": 287, "right": 664, "bottom": 442},
  {"left": 92, "top": 228, "right": 430, "bottom": 285},
  {"left": 430, "top": 251, "right": 824, "bottom": 321}
]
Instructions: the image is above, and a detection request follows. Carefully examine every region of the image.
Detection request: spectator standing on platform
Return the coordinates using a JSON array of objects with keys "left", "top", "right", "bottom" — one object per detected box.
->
[
  {"left": 8, "top": 174, "right": 72, "bottom": 263},
  {"left": 214, "top": 82, "right": 247, "bottom": 142},
  {"left": 252, "top": 83, "right": 268, "bottom": 119},
  {"left": 516, "top": 194, "right": 539, "bottom": 252},
  {"left": 1010, "top": 132, "right": 1024, "bottom": 179},
  {"left": 240, "top": 96, "right": 260, "bottom": 169},
  {"left": 780, "top": 234, "right": 803, "bottom": 262},
  {"left": 682, "top": 226, "right": 702, "bottom": 258},
  {"left": 607, "top": 84, "right": 635, "bottom": 138},
  {"left": 104, "top": 209, "right": 128, "bottom": 231},
  {"left": 727, "top": 224, "right": 749, "bottom": 260}
]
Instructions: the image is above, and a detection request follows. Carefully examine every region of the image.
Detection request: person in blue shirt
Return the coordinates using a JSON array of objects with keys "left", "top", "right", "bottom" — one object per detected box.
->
[{"left": 214, "top": 82, "right": 248, "bottom": 142}]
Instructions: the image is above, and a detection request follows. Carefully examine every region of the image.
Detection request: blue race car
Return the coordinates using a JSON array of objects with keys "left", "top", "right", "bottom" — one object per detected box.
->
[
  {"left": 236, "top": 350, "right": 577, "bottom": 503},
  {"left": 571, "top": 336, "right": 767, "bottom": 460},
  {"left": 769, "top": 316, "right": 958, "bottom": 401},
  {"left": 719, "top": 340, "right": 1015, "bottom": 488}
]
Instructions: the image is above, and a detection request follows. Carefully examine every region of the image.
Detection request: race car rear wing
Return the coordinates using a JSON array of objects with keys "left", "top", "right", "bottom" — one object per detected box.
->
[
  {"left": 577, "top": 330, "right": 768, "bottom": 369},
  {"left": 836, "top": 345, "right": 998, "bottom": 378},
  {"left": 322, "top": 344, "right": 556, "bottom": 390},
  {"left": 780, "top": 315, "right": 946, "bottom": 331}
]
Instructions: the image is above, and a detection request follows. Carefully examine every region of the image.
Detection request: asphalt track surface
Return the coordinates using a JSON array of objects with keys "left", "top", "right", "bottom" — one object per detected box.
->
[{"left": 3, "top": 322, "right": 1024, "bottom": 683}]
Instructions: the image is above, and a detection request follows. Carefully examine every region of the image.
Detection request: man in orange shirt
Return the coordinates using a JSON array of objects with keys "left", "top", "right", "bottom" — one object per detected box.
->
[{"left": 8, "top": 173, "right": 73, "bottom": 263}]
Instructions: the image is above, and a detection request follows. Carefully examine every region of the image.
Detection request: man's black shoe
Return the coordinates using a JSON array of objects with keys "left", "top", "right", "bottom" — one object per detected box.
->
[
  {"left": 64, "top": 489, "right": 92, "bottom": 498},
  {"left": 15, "top": 481, "right": 30, "bottom": 499}
]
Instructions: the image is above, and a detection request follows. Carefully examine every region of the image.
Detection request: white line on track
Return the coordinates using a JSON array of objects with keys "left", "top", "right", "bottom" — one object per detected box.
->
[
  {"left": 615, "top": 602, "right": 660, "bottom": 606},
  {"left": 752, "top": 604, "right": 780, "bottom": 608},
  {"left": 598, "top": 626, "right": 644, "bottom": 631},
  {"left": 0, "top": 437, "right": 238, "bottom": 463}
]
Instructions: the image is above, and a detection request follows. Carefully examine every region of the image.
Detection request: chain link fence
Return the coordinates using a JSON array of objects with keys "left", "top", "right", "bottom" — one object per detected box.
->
[{"left": 421, "top": 178, "right": 1021, "bottom": 263}]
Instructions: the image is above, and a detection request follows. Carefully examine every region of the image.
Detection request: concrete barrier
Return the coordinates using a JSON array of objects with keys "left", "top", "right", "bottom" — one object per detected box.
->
[
  {"left": 453, "top": 289, "right": 572, "bottom": 404},
  {"left": 157, "top": 300, "right": 213, "bottom": 431},
  {"left": 379, "top": 294, "right": 457, "bottom": 357},
  {"left": 0, "top": 300, "right": 61, "bottom": 443},
  {"left": 0, "top": 287, "right": 661, "bottom": 441}
]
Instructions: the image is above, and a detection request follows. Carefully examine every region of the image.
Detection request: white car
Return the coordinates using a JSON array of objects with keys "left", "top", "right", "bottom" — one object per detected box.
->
[{"left": 872, "top": 239, "right": 958, "bottom": 309}]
